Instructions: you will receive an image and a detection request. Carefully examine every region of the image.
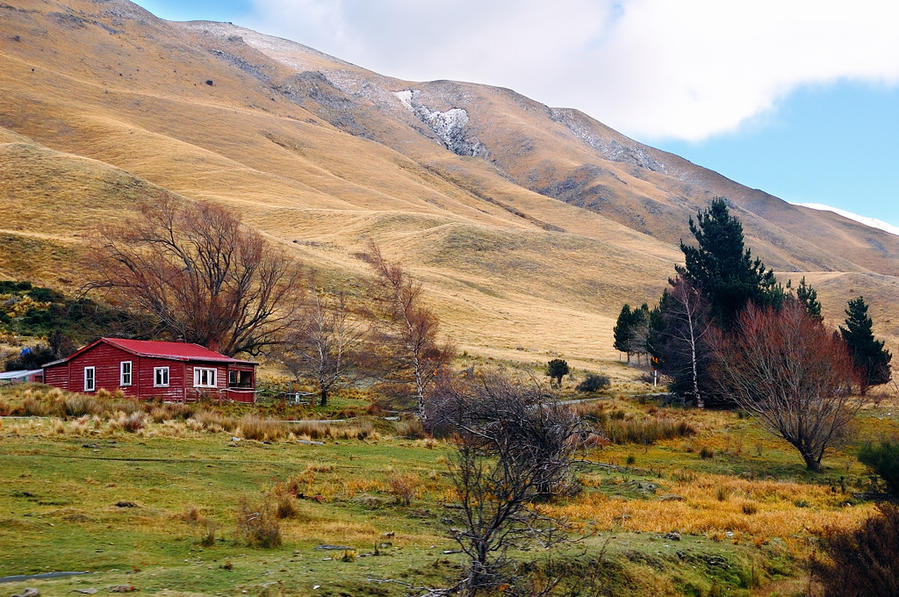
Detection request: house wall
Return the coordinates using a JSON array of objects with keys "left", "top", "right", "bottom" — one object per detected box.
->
[
  {"left": 184, "top": 362, "right": 255, "bottom": 403},
  {"left": 43, "top": 362, "right": 70, "bottom": 389},
  {"left": 42, "top": 341, "right": 255, "bottom": 402}
]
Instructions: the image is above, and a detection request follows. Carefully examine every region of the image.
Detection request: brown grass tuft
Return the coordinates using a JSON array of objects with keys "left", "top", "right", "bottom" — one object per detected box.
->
[{"left": 235, "top": 497, "right": 281, "bottom": 548}]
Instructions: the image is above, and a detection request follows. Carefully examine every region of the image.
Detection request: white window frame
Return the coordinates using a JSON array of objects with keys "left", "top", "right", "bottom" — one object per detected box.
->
[
  {"left": 83, "top": 366, "right": 95, "bottom": 392},
  {"left": 193, "top": 367, "right": 217, "bottom": 388},
  {"left": 120, "top": 361, "right": 132, "bottom": 387},
  {"left": 153, "top": 366, "right": 169, "bottom": 388}
]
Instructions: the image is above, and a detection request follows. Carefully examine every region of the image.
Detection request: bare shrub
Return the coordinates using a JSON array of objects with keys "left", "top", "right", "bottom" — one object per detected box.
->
[
  {"left": 386, "top": 473, "right": 418, "bottom": 506},
  {"left": 810, "top": 503, "right": 899, "bottom": 597},
  {"left": 433, "top": 371, "right": 585, "bottom": 595},
  {"left": 180, "top": 506, "right": 217, "bottom": 546},
  {"left": 199, "top": 520, "right": 217, "bottom": 546},
  {"left": 235, "top": 497, "right": 281, "bottom": 548},
  {"left": 575, "top": 373, "right": 610, "bottom": 393},
  {"left": 280, "top": 282, "right": 367, "bottom": 407},
  {"left": 364, "top": 241, "right": 454, "bottom": 423}
]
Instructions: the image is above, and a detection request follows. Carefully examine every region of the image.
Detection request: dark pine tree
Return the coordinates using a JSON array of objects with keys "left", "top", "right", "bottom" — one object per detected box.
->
[
  {"left": 676, "top": 198, "right": 783, "bottom": 331},
  {"left": 613, "top": 304, "right": 633, "bottom": 361},
  {"left": 840, "top": 296, "right": 892, "bottom": 395},
  {"left": 546, "top": 359, "right": 570, "bottom": 387},
  {"left": 795, "top": 276, "right": 823, "bottom": 321}
]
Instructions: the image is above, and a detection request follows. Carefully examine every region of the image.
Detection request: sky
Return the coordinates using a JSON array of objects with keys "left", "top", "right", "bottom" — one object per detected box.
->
[{"left": 135, "top": 0, "right": 899, "bottom": 230}]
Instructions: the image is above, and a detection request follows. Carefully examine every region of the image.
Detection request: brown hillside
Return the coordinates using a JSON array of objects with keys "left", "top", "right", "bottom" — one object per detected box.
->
[{"left": 0, "top": 0, "right": 895, "bottom": 365}]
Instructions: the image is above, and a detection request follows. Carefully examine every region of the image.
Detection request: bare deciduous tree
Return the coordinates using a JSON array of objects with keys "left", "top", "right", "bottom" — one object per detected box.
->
[
  {"left": 652, "top": 277, "right": 713, "bottom": 408},
  {"left": 713, "top": 300, "right": 858, "bottom": 471},
  {"left": 280, "top": 283, "right": 366, "bottom": 406},
  {"left": 433, "top": 372, "right": 584, "bottom": 595},
  {"left": 364, "top": 241, "right": 453, "bottom": 424},
  {"left": 88, "top": 197, "right": 302, "bottom": 356}
]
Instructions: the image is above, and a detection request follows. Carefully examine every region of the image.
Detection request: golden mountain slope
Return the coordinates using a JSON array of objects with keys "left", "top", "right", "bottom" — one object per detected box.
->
[{"left": 0, "top": 0, "right": 895, "bottom": 365}]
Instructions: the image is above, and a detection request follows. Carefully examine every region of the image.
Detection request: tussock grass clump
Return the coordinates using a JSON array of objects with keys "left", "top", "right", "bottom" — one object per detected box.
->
[
  {"left": 64, "top": 394, "right": 104, "bottom": 417},
  {"left": 392, "top": 417, "right": 425, "bottom": 439},
  {"left": 180, "top": 506, "right": 217, "bottom": 546},
  {"left": 193, "top": 409, "right": 236, "bottom": 432},
  {"left": 267, "top": 484, "right": 302, "bottom": 519},
  {"left": 112, "top": 411, "right": 147, "bottom": 433},
  {"left": 603, "top": 416, "right": 696, "bottom": 445},
  {"left": 237, "top": 414, "right": 286, "bottom": 441},
  {"left": 149, "top": 402, "right": 194, "bottom": 423},
  {"left": 21, "top": 394, "right": 63, "bottom": 417},
  {"left": 235, "top": 497, "right": 281, "bottom": 548},
  {"left": 291, "top": 419, "right": 376, "bottom": 441},
  {"left": 386, "top": 472, "right": 418, "bottom": 506}
]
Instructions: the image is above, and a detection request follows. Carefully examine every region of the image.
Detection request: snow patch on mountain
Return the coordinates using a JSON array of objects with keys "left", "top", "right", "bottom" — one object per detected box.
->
[
  {"left": 548, "top": 108, "right": 666, "bottom": 173},
  {"left": 394, "top": 90, "right": 487, "bottom": 158},
  {"left": 794, "top": 203, "right": 899, "bottom": 237}
]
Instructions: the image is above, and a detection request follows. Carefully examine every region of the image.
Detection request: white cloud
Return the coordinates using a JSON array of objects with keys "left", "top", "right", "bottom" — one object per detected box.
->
[
  {"left": 796, "top": 203, "right": 899, "bottom": 237},
  {"left": 243, "top": 0, "right": 899, "bottom": 141}
]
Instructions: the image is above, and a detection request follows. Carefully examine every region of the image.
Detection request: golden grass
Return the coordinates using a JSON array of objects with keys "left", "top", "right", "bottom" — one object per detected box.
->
[{"left": 544, "top": 472, "right": 874, "bottom": 555}]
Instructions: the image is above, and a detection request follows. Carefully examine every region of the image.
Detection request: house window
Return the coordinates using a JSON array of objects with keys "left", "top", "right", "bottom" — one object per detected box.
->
[
  {"left": 193, "top": 367, "right": 217, "bottom": 388},
  {"left": 228, "top": 370, "right": 238, "bottom": 387},
  {"left": 120, "top": 361, "right": 132, "bottom": 386},
  {"left": 154, "top": 367, "right": 169, "bottom": 387},
  {"left": 84, "top": 366, "right": 95, "bottom": 392}
]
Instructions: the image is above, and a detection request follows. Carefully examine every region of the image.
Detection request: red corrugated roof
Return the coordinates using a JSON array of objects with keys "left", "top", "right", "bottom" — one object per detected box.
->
[{"left": 103, "top": 338, "right": 254, "bottom": 364}]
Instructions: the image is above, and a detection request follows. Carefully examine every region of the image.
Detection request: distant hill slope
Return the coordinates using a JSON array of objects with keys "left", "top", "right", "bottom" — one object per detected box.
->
[{"left": 0, "top": 0, "right": 895, "bottom": 365}]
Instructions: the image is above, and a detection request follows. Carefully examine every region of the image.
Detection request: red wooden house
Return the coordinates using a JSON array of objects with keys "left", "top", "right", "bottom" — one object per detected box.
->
[{"left": 42, "top": 338, "right": 257, "bottom": 402}]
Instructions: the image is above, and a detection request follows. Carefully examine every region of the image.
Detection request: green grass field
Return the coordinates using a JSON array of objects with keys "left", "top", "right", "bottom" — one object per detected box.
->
[{"left": 0, "top": 382, "right": 896, "bottom": 596}]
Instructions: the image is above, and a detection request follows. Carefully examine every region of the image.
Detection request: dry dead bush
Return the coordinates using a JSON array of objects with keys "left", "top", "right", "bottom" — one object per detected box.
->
[{"left": 235, "top": 497, "right": 281, "bottom": 548}]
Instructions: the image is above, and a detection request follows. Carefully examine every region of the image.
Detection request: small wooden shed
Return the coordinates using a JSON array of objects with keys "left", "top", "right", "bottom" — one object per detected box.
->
[
  {"left": 42, "top": 338, "right": 256, "bottom": 402},
  {"left": 0, "top": 369, "right": 44, "bottom": 385}
]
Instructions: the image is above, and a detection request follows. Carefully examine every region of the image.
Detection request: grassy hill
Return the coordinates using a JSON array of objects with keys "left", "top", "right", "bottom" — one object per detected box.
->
[{"left": 0, "top": 0, "right": 896, "bottom": 364}]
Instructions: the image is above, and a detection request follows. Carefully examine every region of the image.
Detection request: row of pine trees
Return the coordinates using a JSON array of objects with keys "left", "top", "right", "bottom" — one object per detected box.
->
[{"left": 614, "top": 198, "right": 892, "bottom": 405}]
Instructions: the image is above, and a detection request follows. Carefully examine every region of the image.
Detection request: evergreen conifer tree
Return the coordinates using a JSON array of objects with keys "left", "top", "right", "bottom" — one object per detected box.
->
[
  {"left": 677, "top": 198, "right": 783, "bottom": 330},
  {"left": 840, "top": 296, "right": 892, "bottom": 395},
  {"left": 613, "top": 304, "right": 633, "bottom": 360},
  {"left": 795, "top": 277, "right": 823, "bottom": 321}
]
